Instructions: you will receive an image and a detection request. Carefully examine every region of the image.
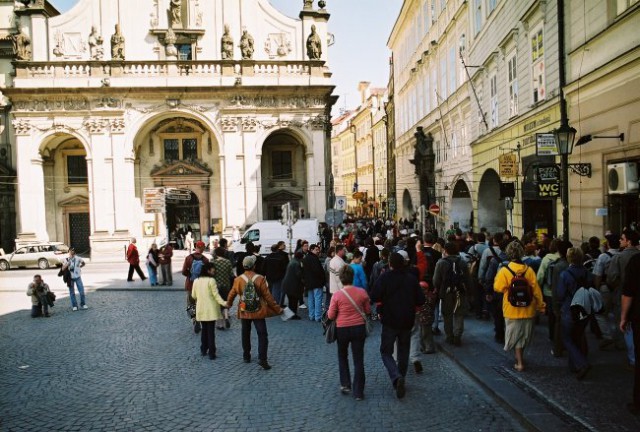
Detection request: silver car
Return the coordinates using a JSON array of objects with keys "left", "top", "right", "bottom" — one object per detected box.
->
[{"left": 0, "top": 242, "right": 70, "bottom": 271}]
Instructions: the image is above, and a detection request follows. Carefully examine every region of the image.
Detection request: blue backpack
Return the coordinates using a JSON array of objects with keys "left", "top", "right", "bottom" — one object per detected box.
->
[{"left": 189, "top": 255, "right": 204, "bottom": 282}]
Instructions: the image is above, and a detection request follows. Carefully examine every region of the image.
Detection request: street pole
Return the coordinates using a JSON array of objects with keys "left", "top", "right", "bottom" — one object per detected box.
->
[
  {"left": 558, "top": 0, "right": 570, "bottom": 241},
  {"left": 561, "top": 153, "right": 569, "bottom": 241}
]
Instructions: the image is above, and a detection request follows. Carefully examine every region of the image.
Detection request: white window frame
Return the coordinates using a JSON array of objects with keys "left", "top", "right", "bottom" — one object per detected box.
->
[
  {"left": 530, "top": 23, "right": 545, "bottom": 103},
  {"left": 507, "top": 53, "right": 518, "bottom": 118},
  {"left": 490, "top": 74, "right": 498, "bottom": 129}
]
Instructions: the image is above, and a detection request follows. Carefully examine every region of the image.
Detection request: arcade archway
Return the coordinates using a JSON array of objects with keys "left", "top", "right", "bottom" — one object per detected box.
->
[{"left": 477, "top": 169, "right": 507, "bottom": 234}]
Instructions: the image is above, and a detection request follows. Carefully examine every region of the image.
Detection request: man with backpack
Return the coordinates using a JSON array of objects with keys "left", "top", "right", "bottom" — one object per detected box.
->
[
  {"left": 433, "top": 242, "right": 472, "bottom": 346},
  {"left": 182, "top": 240, "right": 209, "bottom": 333},
  {"left": 537, "top": 239, "right": 561, "bottom": 343},
  {"left": 227, "top": 255, "right": 283, "bottom": 370},
  {"left": 606, "top": 229, "right": 639, "bottom": 365},
  {"left": 467, "top": 232, "right": 488, "bottom": 320},
  {"left": 593, "top": 233, "right": 622, "bottom": 348}
]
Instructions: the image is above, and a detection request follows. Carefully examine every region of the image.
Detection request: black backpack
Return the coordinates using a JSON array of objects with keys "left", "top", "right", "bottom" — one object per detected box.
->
[
  {"left": 444, "top": 258, "right": 465, "bottom": 295},
  {"left": 505, "top": 265, "right": 533, "bottom": 307}
]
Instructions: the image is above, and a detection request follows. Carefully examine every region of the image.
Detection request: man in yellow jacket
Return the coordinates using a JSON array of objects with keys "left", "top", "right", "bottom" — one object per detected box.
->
[
  {"left": 227, "top": 255, "right": 283, "bottom": 370},
  {"left": 494, "top": 241, "right": 546, "bottom": 372}
]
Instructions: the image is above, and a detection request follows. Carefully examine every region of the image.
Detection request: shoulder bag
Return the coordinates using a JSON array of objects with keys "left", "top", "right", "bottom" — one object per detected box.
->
[{"left": 342, "top": 288, "right": 373, "bottom": 337}]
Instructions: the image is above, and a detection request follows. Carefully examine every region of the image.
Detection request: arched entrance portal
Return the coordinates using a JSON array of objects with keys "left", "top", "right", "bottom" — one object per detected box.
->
[
  {"left": 450, "top": 179, "right": 473, "bottom": 232},
  {"left": 477, "top": 169, "right": 507, "bottom": 234},
  {"left": 166, "top": 191, "right": 201, "bottom": 242},
  {"left": 261, "top": 130, "right": 306, "bottom": 220},
  {"left": 402, "top": 189, "right": 414, "bottom": 219}
]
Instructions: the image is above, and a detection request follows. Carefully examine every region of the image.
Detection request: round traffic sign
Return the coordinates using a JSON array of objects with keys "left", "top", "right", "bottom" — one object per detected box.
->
[{"left": 428, "top": 204, "right": 440, "bottom": 215}]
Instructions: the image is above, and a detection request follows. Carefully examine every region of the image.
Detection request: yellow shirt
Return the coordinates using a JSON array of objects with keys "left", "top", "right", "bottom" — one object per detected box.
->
[
  {"left": 493, "top": 262, "right": 546, "bottom": 319},
  {"left": 191, "top": 276, "right": 227, "bottom": 322}
]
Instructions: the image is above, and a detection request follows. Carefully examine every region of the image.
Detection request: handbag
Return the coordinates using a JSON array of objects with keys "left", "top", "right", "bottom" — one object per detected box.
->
[
  {"left": 342, "top": 288, "right": 373, "bottom": 337},
  {"left": 321, "top": 310, "right": 337, "bottom": 343}
]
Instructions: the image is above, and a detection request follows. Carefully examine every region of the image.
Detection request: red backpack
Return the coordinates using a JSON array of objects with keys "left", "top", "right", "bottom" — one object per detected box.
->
[{"left": 504, "top": 265, "right": 533, "bottom": 307}]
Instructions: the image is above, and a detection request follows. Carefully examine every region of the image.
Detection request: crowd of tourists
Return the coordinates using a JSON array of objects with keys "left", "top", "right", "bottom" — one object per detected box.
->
[{"left": 25, "top": 217, "right": 640, "bottom": 412}]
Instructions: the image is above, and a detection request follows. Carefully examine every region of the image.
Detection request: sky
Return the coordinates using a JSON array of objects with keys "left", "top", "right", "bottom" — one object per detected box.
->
[{"left": 49, "top": 0, "right": 402, "bottom": 115}]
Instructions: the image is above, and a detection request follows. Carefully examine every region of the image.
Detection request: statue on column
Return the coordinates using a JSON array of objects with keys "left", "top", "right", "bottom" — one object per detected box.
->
[
  {"left": 169, "top": 0, "right": 182, "bottom": 28},
  {"left": 303, "top": 0, "right": 314, "bottom": 10},
  {"left": 221, "top": 25, "right": 234, "bottom": 60},
  {"left": 306, "top": 25, "right": 322, "bottom": 60},
  {"left": 110, "top": 24, "right": 125, "bottom": 60},
  {"left": 239, "top": 30, "right": 254, "bottom": 60},
  {"left": 88, "top": 26, "right": 104, "bottom": 60},
  {"left": 12, "top": 26, "right": 32, "bottom": 61}
]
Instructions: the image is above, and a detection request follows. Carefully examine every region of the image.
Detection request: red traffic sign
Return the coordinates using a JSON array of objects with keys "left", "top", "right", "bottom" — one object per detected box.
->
[{"left": 428, "top": 204, "right": 440, "bottom": 215}]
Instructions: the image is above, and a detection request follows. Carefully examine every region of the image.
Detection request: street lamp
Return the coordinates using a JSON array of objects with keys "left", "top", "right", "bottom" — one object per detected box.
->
[{"left": 553, "top": 124, "right": 576, "bottom": 241}]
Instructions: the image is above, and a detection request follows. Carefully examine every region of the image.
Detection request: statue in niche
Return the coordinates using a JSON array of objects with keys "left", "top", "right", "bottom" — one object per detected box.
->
[
  {"left": 306, "top": 24, "right": 322, "bottom": 60},
  {"left": 239, "top": 30, "right": 254, "bottom": 60},
  {"left": 165, "top": 27, "right": 177, "bottom": 57},
  {"left": 303, "top": 0, "right": 313, "bottom": 9},
  {"left": 169, "top": 0, "right": 182, "bottom": 28},
  {"left": 12, "top": 26, "right": 32, "bottom": 61},
  {"left": 88, "top": 26, "right": 104, "bottom": 60},
  {"left": 110, "top": 24, "right": 125, "bottom": 60},
  {"left": 221, "top": 25, "right": 234, "bottom": 60}
]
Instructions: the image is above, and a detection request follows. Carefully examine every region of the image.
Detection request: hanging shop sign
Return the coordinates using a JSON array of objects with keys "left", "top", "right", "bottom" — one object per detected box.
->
[{"left": 499, "top": 153, "right": 518, "bottom": 178}]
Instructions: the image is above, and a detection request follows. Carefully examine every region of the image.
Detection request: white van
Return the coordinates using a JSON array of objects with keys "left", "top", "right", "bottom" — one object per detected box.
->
[{"left": 231, "top": 219, "right": 320, "bottom": 255}]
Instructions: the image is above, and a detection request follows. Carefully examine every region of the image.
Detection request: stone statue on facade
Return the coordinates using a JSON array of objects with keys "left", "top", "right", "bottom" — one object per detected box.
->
[
  {"left": 306, "top": 24, "right": 322, "bottom": 60},
  {"left": 110, "top": 23, "right": 125, "bottom": 60},
  {"left": 303, "top": 0, "right": 314, "bottom": 10},
  {"left": 410, "top": 128, "right": 434, "bottom": 175},
  {"left": 12, "top": 26, "right": 32, "bottom": 61},
  {"left": 239, "top": 30, "right": 254, "bottom": 60},
  {"left": 165, "top": 27, "right": 178, "bottom": 58},
  {"left": 88, "top": 26, "right": 104, "bottom": 60},
  {"left": 221, "top": 25, "right": 234, "bottom": 60},
  {"left": 169, "top": 0, "right": 182, "bottom": 28}
]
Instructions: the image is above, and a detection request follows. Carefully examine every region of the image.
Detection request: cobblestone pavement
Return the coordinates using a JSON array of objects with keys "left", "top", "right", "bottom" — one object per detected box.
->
[
  {"left": 0, "top": 290, "right": 526, "bottom": 432},
  {"left": 437, "top": 313, "right": 640, "bottom": 432}
]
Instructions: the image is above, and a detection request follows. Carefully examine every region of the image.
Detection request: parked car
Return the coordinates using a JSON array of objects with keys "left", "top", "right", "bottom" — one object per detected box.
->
[{"left": 0, "top": 242, "right": 70, "bottom": 271}]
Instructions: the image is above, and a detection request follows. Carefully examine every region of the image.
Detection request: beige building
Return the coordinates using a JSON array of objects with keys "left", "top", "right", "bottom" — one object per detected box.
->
[
  {"left": 388, "top": 0, "right": 472, "bottom": 233},
  {"left": 372, "top": 95, "right": 388, "bottom": 217},
  {"left": 2, "top": 0, "right": 336, "bottom": 259}
]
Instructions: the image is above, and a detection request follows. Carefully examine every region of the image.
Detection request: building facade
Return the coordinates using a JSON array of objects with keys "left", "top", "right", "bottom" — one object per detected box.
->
[
  {"left": 388, "top": 0, "right": 472, "bottom": 233},
  {"left": 2, "top": 0, "right": 336, "bottom": 259}
]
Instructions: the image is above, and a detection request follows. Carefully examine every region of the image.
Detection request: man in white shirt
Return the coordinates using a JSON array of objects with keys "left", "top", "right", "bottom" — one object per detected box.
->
[
  {"left": 62, "top": 248, "right": 87, "bottom": 311},
  {"left": 329, "top": 244, "right": 347, "bottom": 301}
]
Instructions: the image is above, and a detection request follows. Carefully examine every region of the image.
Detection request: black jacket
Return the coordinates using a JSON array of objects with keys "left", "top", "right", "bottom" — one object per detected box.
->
[
  {"left": 282, "top": 258, "right": 304, "bottom": 297},
  {"left": 371, "top": 268, "right": 425, "bottom": 330},
  {"left": 264, "top": 251, "right": 288, "bottom": 283},
  {"left": 302, "top": 252, "right": 326, "bottom": 289}
]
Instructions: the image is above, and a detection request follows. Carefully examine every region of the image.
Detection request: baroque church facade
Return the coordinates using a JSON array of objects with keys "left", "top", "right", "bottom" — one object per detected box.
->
[{"left": 1, "top": 0, "right": 336, "bottom": 259}]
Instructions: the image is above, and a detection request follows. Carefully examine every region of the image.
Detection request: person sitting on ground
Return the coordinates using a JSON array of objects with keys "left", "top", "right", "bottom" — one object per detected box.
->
[{"left": 27, "top": 274, "right": 52, "bottom": 318}]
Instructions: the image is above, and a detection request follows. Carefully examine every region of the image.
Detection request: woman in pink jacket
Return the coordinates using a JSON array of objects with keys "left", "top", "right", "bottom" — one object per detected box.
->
[{"left": 328, "top": 265, "right": 371, "bottom": 401}]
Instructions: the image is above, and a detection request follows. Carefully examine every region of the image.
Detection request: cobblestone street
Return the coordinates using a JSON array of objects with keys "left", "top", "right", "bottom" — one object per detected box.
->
[{"left": 1, "top": 288, "right": 525, "bottom": 432}]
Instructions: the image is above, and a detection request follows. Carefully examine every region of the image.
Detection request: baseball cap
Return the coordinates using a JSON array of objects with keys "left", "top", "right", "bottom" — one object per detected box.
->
[
  {"left": 195, "top": 240, "right": 205, "bottom": 249},
  {"left": 397, "top": 250, "right": 409, "bottom": 261},
  {"left": 242, "top": 255, "right": 257, "bottom": 269}
]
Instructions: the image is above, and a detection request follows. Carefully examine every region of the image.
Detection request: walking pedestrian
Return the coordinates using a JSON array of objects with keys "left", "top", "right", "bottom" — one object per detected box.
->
[
  {"left": 621, "top": 252, "right": 640, "bottom": 415},
  {"left": 212, "top": 247, "right": 233, "bottom": 330},
  {"left": 371, "top": 252, "right": 425, "bottom": 399},
  {"left": 62, "top": 247, "right": 87, "bottom": 311},
  {"left": 126, "top": 238, "right": 147, "bottom": 282},
  {"left": 282, "top": 250, "right": 304, "bottom": 319},
  {"left": 264, "top": 242, "right": 288, "bottom": 307},
  {"left": 493, "top": 241, "right": 545, "bottom": 372},
  {"left": 327, "top": 265, "right": 371, "bottom": 401},
  {"left": 184, "top": 231, "right": 194, "bottom": 253},
  {"left": 159, "top": 240, "right": 173, "bottom": 286},
  {"left": 191, "top": 262, "right": 228, "bottom": 360},
  {"left": 303, "top": 243, "right": 326, "bottom": 322},
  {"left": 182, "top": 241, "right": 209, "bottom": 333},
  {"left": 146, "top": 243, "right": 160, "bottom": 286},
  {"left": 227, "top": 255, "right": 283, "bottom": 369}
]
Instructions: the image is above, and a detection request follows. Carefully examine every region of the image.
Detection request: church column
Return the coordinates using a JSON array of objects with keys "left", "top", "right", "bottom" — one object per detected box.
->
[
  {"left": 241, "top": 120, "right": 259, "bottom": 225},
  {"left": 305, "top": 150, "right": 316, "bottom": 218},
  {"left": 218, "top": 155, "right": 228, "bottom": 230},
  {"left": 110, "top": 121, "right": 128, "bottom": 232},
  {"left": 14, "top": 132, "right": 47, "bottom": 242},
  {"left": 220, "top": 117, "right": 245, "bottom": 228},
  {"left": 86, "top": 123, "right": 111, "bottom": 234}
]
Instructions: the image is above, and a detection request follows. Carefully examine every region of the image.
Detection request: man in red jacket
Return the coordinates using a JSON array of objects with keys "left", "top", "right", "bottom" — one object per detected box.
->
[{"left": 126, "top": 238, "right": 147, "bottom": 282}]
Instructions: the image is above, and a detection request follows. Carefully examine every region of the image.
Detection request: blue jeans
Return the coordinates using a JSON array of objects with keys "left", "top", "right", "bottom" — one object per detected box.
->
[
  {"left": 68, "top": 277, "right": 86, "bottom": 308},
  {"left": 625, "top": 327, "right": 635, "bottom": 365},
  {"left": 307, "top": 287, "right": 324, "bottom": 321},
  {"left": 337, "top": 324, "right": 366, "bottom": 399},
  {"left": 380, "top": 325, "right": 411, "bottom": 384},
  {"left": 147, "top": 264, "right": 158, "bottom": 285},
  {"left": 270, "top": 280, "right": 284, "bottom": 306}
]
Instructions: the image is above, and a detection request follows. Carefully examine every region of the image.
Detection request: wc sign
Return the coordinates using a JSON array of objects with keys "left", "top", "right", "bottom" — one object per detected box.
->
[{"left": 535, "top": 165, "right": 560, "bottom": 198}]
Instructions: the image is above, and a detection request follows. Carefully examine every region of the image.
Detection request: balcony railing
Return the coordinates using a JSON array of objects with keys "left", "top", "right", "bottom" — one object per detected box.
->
[{"left": 12, "top": 60, "right": 331, "bottom": 88}]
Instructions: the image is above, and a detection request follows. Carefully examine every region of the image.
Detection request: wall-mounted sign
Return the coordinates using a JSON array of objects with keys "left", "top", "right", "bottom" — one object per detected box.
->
[
  {"left": 335, "top": 196, "right": 347, "bottom": 210},
  {"left": 499, "top": 153, "right": 518, "bottom": 178},
  {"left": 535, "top": 165, "right": 560, "bottom": 182},
  {"left": 143, "top": 187, "right": 166, "bottom": 213},
  {"left": 536, "top": 133, "right": 558, "bottom": 156},
  {"left": 536, "top": 182, "right": 560, "bottom": 198}
]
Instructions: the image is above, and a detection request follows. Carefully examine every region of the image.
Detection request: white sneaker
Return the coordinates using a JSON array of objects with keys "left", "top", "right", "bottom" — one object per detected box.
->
[
  {"left": 81, "top": 305, "right": 88, "bottom": 310},
  {"left": 72, "top": 307, "right": 78, "bottom": 311},
  {"left": 299, "top": 304, "right": 307, "bottom": 309}
]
